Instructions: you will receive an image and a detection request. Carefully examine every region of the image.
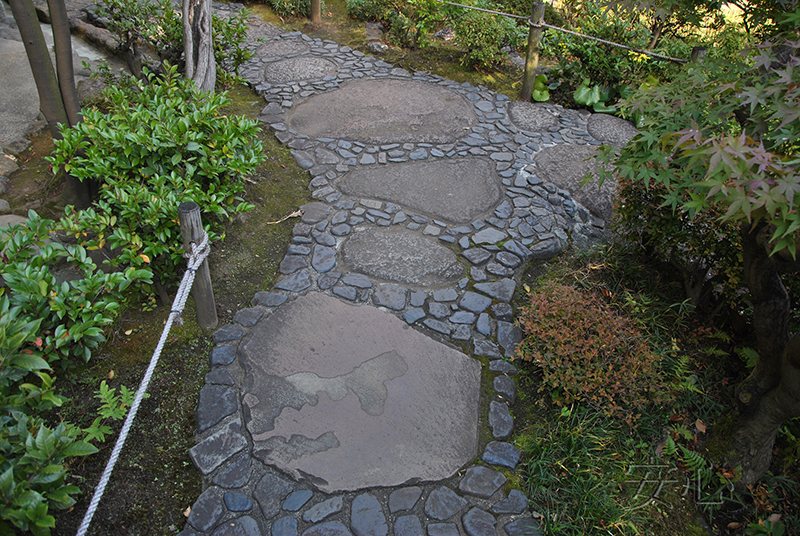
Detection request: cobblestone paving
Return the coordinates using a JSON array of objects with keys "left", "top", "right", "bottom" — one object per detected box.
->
[{"left": 181, "top": 10, "right": 637, "bottom": 536}]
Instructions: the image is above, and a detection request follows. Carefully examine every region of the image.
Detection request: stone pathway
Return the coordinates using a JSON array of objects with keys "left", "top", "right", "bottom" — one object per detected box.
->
[{"left": 174, "top": 11, "right": 637, "bottom": 536}]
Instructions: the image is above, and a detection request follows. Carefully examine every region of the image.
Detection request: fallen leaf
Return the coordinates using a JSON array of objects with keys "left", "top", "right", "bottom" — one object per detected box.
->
[
  {"left": 696, "top": 419, "right": 707, "bottom": 433},
  {"left": 727, "top": 522, "right": 741, "bottom": 529},
  {"left": 184, "top": 506, "right": 191, "bottom": 518},
  {"left": 139, "top": 254, "right": 150, "bottom": 263},
  {"left": 108, "top": 370, "right": 115, "bottom": 380},
  {"left": 125, "top": 329, "right": 133, "bottom": 335},
  {"left": 767, "top": 513, "right": 782, "bottom": 523}
]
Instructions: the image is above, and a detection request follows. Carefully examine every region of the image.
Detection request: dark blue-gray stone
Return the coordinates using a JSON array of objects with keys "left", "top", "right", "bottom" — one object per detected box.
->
[
  {"left": 470, "top": 267, "right": 487, "bottom": 282},
  {"left": 301, "top": 202, "right": 332, "bottom": 224},
  {"left": 210, "top": 515, "right": 262, "bottom": 536},
  {"left": 472, "top": 227, "right": 507, "bottom": 245},
  {"left": 426, "top": 523, "right": 459, "bottom": 536},
  {"left": 409, "top": 290, "right": 427, "bottom": 307},
  {"left": 212, "top": 454, "right": 252, "bottom": 489},
  {"left": 462, "top": 507, "right": 496, "bottom": 536},
  {"left": 530, "top": 238, "right": 561, "bottom": 260},
  {"left": 489, "top": 360, "right": 518, "bottom": 374},
  {"left": 423, "top": 318, "right": 451, "bottom": 335},
  {"left": 452, "top": 325, "right": 471, "bottom": 340},
  {"left": 342, "top": 273, "right": 372, "bottom": 288},
  {"left": 449, "top": 311, "right": 476, "bottom": 324},
  {"left": 280, "top": 255, "right": 309, "bottom": 274},
  {"left": 303, "top": 496, "right": 344, "bottom": 523},
  {"left": 486, "top": 262, "right": 514, "bottom": 277},
  {"left": 214, "top": 324, "right": 244, "bottom": 343},
  {"left": 504, "top": 517, "right": 543, "bottom": 536},
  {"left": 432, "top": 288, "right": 458, "bottom": 302},
  {"left": 197, "top": 385, "right": 238, "bottom": 432},
  {"left": 251, "top": 292, "right": 288, "bottom": 308},
  {"left": 294, "top": 223, "right": 313, "bottom": 237},
  {"left": 225, "top": 491, "right": 253, "bottom": 512},
  {"left": 482, "top": 441, "right": 521, "bottom": 469},
  {"left": 318, "top": 272, "right": 341, "bottom": 290},
  {"left": 497, "top": 321, "right": 522, "bottom": 355},
  {"left": 459, "top": 236, "right": 470, "bottom": 249},
  {"left": 462, "top": 248, "right": 492, "bottom": 265},
  {"left": 496, "top": 251, "right": 521, "bottom": 268},
  {"left": 333, "top": 285, "right": 358, "bottom": 301},
  {"left": 503, "top": 239, "right": 532, "bottom": 261},
  {"left": 473, "top": 339, "right": 501, "bottom": 360},
  {"left": 276, "top": 269, "right": 312, "bottom": 292},
  {"left": 493, "top": 375, "right": 516, "bottom": 402},
  {"left": 403, "top": 307, "right": 426, "bottom": 324},
  {"left": 303, "top": 521, "right": 353, "bottom": 536},
  {"left": 491, "top": 303, "right": 513, "bottom": 322},
  {"left": 283, "top": 490, "right": 313, "bottom": 512},
  {"left": 388, "top": 487, "right": 422, "bottom": 513},
  {"left": 489, "top": 401, "right": 513, "bottom": 440},
  {"left": 458, "top": 466, "right": 507, "bottom": 498},
  {"left": 205, "top": 368, "right": 235, "bottom": 386},
  {"left": 332, "top": 224, "right": 352, "bottom": 236},
  {"left": 350, "top": 493, "right": 387, "bottom": 536},
  {"left": 491, "top": 489, "right": 528, "bottom": 514},
  {"left": 459, "top": 291, "right": 492, "bottom": 313},
  {"left": 187, "top": 486, "right": 225, "bottom": 532},
  {"left": 234, "top": 307, "right": 265, "bottom": 327},
  {"left": 476, "top": 313, "right": 492, "bottom": 336},
  {"left": 428, "top": 302, "right": 450, "bottom": 319},
  {"left": 254, "top": 471, "right": 295, "bottom": 520},
  {"left": 312, "top": 245, "right": 337, "bottom": 273},
  {"left": 394, "top": 516, "right": 423, "bottom": 536},
  {"left": 373, "top": 284, "right": 407, "bottom": 310},
  {"left": 332, "top": 211, "right": 349, "bottom": 225},
  {"left": 273, "top": 516, "right": 299, "bottom": 536},
  {"left": 474, "top": 278, "right": 516, "bottom": 303},
  {"left": 313, "top": 231, "right": 336, "bottom": 247},
  {"left": 424, "top": 486, "right": 468, "bottom": 521},
  {"left": 494, "top": 200, "right": 513, "bottom": 219},
  {"left": 292, "top": 150, "right": 314, "bottom": 170}
]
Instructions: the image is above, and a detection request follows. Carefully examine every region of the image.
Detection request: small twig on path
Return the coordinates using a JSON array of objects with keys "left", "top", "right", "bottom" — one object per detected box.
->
[{"left": 265, "top": 209, "right": 304, "bottom": 225}]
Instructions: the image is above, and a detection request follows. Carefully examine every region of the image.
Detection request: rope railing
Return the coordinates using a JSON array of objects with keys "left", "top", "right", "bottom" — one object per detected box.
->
[
  {"left": 75, "top": 229, "right": 212, "bottom": 536},
  {"left": 439, "top": 0, "right": 688, "bottom": 64}
]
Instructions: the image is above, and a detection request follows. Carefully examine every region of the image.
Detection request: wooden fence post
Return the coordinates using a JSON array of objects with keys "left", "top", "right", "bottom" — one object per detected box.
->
[
  {"left": 178, "top": 202, "right": 218, "bottom": 330},
  {"left": 311, "top": 0, "right": 321, "bottom": 23},
  {"left": 520, "top": 1, "right": 546, "bottom": 102}
]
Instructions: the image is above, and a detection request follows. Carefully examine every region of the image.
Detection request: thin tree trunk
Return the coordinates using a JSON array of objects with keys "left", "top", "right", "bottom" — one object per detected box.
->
[
  {"left": 46, "top": 0, "right": 81, "bottom": 127},
  {"left": 183, "top": 0, "right": 216, "bottom": 92}
]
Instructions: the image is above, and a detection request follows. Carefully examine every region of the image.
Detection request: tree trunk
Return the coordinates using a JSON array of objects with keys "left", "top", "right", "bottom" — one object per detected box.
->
[
  {"left": 183, "top": 0, "right": 216, "bottom": 93},
  {"left": 46, "top": 0, "right": 80, "bottom": 127},
  {"left": 721, "top": 223, "right": 800, "bottom": 487}
]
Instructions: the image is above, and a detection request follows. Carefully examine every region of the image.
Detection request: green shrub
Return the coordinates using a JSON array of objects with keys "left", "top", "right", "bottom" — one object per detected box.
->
[
  {"left": 453, "top": 1, "right": 526, "bottom": 69},
  {"left": 49, "top": 66, "right": 263, "bottom": 296},
  {"left": 345, "top": 0, "right": 390, "bottom": 21},
  {"left": 515, "top": 281, "right": 670, "bottom": 423},
  {"left": 269, "top": 0, "right": 319, "bottom": 18}
]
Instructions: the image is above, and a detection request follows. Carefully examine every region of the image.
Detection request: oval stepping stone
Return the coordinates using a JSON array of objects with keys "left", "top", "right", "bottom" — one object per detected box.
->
[
  {"left": 394, "top": 515, "right": 423, "bottom": 536},
  {"left": 264, "top": 56, "right": 338, "bottom": 84},
  {"left": 489, "top": 401, "right": 513, "bottom": 440},
  {"left": 482, "top": 441, "right": 521, "bottom": 469},
  {"left": 462, "top": 507, "right": 496, "bottom": 536},
  {"left": 312, "top": 245, "right": 337, "bottom": 273},
  {"left": 389, "top": 486, "right": 423, "bottom": 513},
  {"left": 224, "top": 491, "right": 252, "bottom": 512},
  {"left": 425, "top": 486, "right": 468, "bottom": 520},
  {"left": 459, "top": 466, "right": 507, "bottom": 498},
  {"left": 350, "top": 493, "right": 388, "bottom": 536},
  {"left": 491, "top": 489, "right": 528, "bottom": 515}
]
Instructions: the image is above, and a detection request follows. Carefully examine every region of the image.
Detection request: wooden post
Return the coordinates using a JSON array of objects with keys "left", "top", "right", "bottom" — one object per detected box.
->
[
  {"left": 311, "top": 0, "right": 321, "bottom": 23},
  {"left": 691, "top": 46, "right": 707, "bottom": 63},
  {"left": 178, "top": 202, "right": 218, "bottom": 330},
  {"left": 521, "top": 2, "right": 546, "bottom": 102}
]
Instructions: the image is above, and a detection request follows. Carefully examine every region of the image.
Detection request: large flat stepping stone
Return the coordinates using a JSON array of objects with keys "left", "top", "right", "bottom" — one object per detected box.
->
[
  {"left": 264, "top": 56, "right": 338, "bottom": 84},
  {"left": 586, "top": 113, "right": 638, "bottom": 147},
  {"left": 508, "top": 102, "right": 559, "bottom": 132},
  {"left": 254, "top": 37, "right": 309, "bottom": 60},
  {"left": 341, "top": 229, "right": 466, "bottom": 287},
  {"left": 286, "top": 79, "right": 477, "bottom": 144},
  {"left": 533, "top": 144, "right": 614, "bottom": 221},
  {"left": 339, "top": 158, "right": 502, "bottom": 224},
  {"left": 238, "top": 292, "right": 481, "bottom": 492}
]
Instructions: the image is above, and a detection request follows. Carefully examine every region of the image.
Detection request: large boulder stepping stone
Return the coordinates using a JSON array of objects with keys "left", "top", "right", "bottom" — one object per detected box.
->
[
  {"left": 533, "top": 144, "right": 615, "bottom": 221},
  {"left": 286, "top": 79, "right": 476, "bottom": 144},
  {"left": 339, "top": 158, "right": 502, "bottom": 224},
  {"left": 238, "top": 292, "right": 481, "bottom": 492},
  {"left": 341, "top": 229, "right": 466, "bottom": 287},
  {"left": 586, "top": 113, "right": 638, "bottom": 147}
]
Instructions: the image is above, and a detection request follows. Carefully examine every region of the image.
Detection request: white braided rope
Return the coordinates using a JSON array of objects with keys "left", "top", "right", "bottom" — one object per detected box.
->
[{"left": 76, "top": 232, "right": 211, "bottom": 536}]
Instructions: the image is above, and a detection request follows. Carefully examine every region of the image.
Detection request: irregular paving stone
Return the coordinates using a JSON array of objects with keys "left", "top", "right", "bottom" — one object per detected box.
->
[
  {"left": 187, "top": 486, "right": 225, "bottom": 532},
  {"left": 403, "top": 307, "right": 426, "bottom": 324},
  {"left": 493, "top": 375, "right": 516, "bottom": 403},
  {"left": 504, "top": 517, "right": 543, "bottom": 536},
  {"left": 196, "top": 385, "right": 238, "bottom": 432},
  {"left": 494, "top": 200, "right": 513, "bottom": 218},
  {"left": 497, "top": 321, "right": 522, "bottom": 355},
  {"left": 332, "top": 224, "right": 352, "bottom": 236},
  {"left": 254, "top": 471, "right": 295, "bottom": 519},
  {"left": 314, "top": 232, "right": 336, "bottom": 247},
  {"left": 409, "top": 290, "right": 427, "bottom": 307},
  {"left": 211, "top": 454, "right": 252, "bottom": 489},
  {"left": 373, "top": 283, "right": 407, "bottom": 310},
  {"left": 425, "top": 486, "right": 468, "bottom": 521},
  {"left": 449, "top": 311, "right": 476, "bottom": 324},
  {"left": 459, "top": 466, "right": 507, "bottom": 498},
  {"left": 452, "top": 324, "right": 471, "bottom": 340},
  {"left": 394, "top": 515, "right": 423, "bottom": 536},
  {"left": 214, "top": 324, "right": 244, "bottom": 343},
  {"left": 281, "top": 255, "right": 309, "bottom": 274},
  {"left": 462, "top": 507, "right": 496, "bottom": 536},
  {"left": 459, "top": 291, "right": 492, "bottom": 313},
  {"left": 503, "top": 240, "right": 532, "bottom": 261},
  {"left": 210, "top": 515, "right": 262, "bottom": 536},
  {"left": 275, "top": 269, "right": 312, "bottom": 292},
  {"left": 304, "top": 496, "right": 344, "bottom": 523},
  {"left": 341, "top": 273, "right": 372, "bottom": 288},
  {"left": 488, "top": 360, "right": 518, "bottom": 375},
  {"left": 273, "top": 516, "right": 299, "bottom": 536},
  {"left": 283, "top": 489, "right": 314, "bottom": 511},
  {"left": 190, "top": 420, "right": 248, "bottom": 475},
  {"left": 350, "top": 493, "right": 388, "bottom": 536},
  {"left": 292, "top": 150, "right": 314, "bottom": 170},
  {"left": 530, "top": 238, "right": 562, "bottom": 260},
  {"left": 252, "top": 291, "right": 288, "bottom": 307},
  {"left": 496, "top": 251, "right": 521, "bottom": 268},
  {"left": 318, "top": 272, "right": 341, "bottom": 290},
  {"left": 210, "top": 346, "right": 237, "bottom": 367},
  {"left": 482, "top": 441, "right": 522, "bottom": 469},
  {"left": 474, "top": 279, "right": 516, "bottom": 303},
  {"left": 302, "top": 521, "right": 353, "bottom": 536},
  {"left": 476, "top": 313, "right": 492, "bottom": 336},
  {"left": 491, "top": 489, "right": 528, "bottom": 514},
  {"left": 472, "top": 227, "right": 507, "bottom": 245},
  {"left": 473, "top": 339, "right": 502, "bottom": 360},
  {"left": 491, "top": 303, "right": 513, "bottom": 322},
  {"left": 426, "top": 523, "right": 459, "bottom": 536},
  {"left": 462, "top": 248, "right": 492, "bottom": 265},
  {"left": 333, "top": 285, "right": 357, "bottom": 301},
  {"left": 205, "top": 368, "right": 235, "bottom": 386},
  {"left": 432, "top": 288, "right": 458, "bottom": 302},
  {"left": 312, "top": 245, "right": 337, "bottom": 273},
  {"left": 423, "top": 318, "right": 451, "bottom": 335},
  {"left": 224, "top": 491, "right": 253, "bottom": 512},
  {"left": 388, "top": 486, "right": 423, "bottom": 513},
  {"left": 489, "top": 401, "right": 513, "bottom": 440},
  {"left": 486, "top": 262, "right": 514, "bottom": 277}
]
